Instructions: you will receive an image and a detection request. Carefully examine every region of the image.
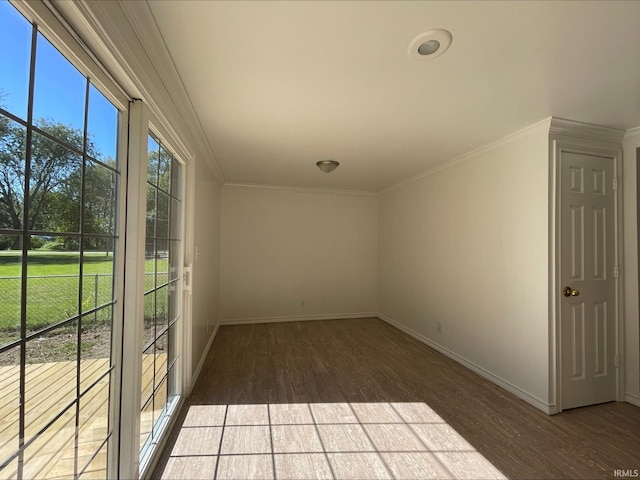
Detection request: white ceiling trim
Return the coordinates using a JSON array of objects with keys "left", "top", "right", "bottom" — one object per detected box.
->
[
  {"left": 146, "top": 1, "right": 640, "bottom": 192},
  {"left": 42, "top": 0, "right": 138, "bottom": 107},
  {"left": 223, "top": 183, "right": 378, "bottom": 198},
  {"left": 380, "top": 117, "right": 554, "bottom": 196},
  {"left": 119, "top": 0, "right": 225, "bottom": 183},
  {"left": 623, "top": 126, "right": 640, "bottom": 141},
  {"left": 37, "top": 0, "right": 130, "bottom": 110},
  {"left": 55, "top": 0, "right": 224, "bottom": 182},
  {"left": 549, "top": 118, "right": 626, "bottom": 145}
]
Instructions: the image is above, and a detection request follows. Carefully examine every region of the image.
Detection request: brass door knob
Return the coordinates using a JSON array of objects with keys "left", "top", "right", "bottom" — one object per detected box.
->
[{"left": 562, "top": 286, "right": 580, "bottom": 297}]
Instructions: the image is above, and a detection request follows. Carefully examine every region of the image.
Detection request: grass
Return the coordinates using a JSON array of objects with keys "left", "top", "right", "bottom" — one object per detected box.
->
[
  {"left": 0, "top": 251, "right": 119, "bottom": 275},
  {"left": 0, "top": 251, "right": 169, "bottom": 339}
]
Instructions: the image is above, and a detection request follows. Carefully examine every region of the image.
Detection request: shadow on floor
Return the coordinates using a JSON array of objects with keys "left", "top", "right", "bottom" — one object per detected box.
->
[{"left": 151, "top": 318, "right": 640, "bottom": 480}]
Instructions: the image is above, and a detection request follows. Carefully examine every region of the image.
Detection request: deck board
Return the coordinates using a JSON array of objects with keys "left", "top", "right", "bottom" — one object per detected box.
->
[{"left": 0, "top": 353, "right": 166, "bottom": 480}]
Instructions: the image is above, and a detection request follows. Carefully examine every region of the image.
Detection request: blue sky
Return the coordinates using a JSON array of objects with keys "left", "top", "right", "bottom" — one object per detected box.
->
[{"left": 0, "top": 0, "right": 118, "bottom": 161}]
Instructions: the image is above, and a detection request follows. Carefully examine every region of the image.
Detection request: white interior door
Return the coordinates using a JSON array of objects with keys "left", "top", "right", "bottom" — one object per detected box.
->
[{"left": 560, "top": 151, "right": 617, "bottom": 409}]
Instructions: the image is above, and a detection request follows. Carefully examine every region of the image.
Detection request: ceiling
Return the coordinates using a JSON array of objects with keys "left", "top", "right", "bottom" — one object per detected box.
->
[{"left": 147, "top": 0, "right": 640, "bottom": 192}]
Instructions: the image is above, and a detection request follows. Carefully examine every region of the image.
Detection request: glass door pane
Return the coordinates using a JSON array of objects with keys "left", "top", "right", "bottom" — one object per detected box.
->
[
  {"left": 140, "top": 134, "right": 182, "bottom": 463},
  {"left": 0, "top": 5, "right": 122, "bottom": 478}
]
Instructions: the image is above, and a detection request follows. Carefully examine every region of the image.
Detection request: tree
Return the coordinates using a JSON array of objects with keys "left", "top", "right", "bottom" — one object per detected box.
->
[
  {"left": 0, "top": 119, "right": 26, "bottom": 232},
  {"left": 0, "top": 92, "right": 18, "bottom": 249},
  {"left": 0, "top": 116, "right": 105, "bottom": 246},
  {"left": 0, "top": 89, "right": 114, "bottom": 249},
  {"left": 51, "top": 159, "right": 116, "bottom": 248},
  {"left": 146, "top": 146, "right": 173, "bottom": 243}
]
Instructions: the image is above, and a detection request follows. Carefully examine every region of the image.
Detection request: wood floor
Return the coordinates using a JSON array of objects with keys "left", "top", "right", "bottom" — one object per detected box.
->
[
  {"left": 0, "top": 354, "right": 163, "bottom": 480},
  {"left": 152, "top": 318, "right": 640, "bottom": 480}
]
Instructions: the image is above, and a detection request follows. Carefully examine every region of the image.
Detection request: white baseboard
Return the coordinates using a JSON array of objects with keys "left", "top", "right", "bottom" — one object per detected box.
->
[
  {"left": 377, "top": 314, "right": 553, "bottom": 415},
  {"left": 189, "top": 322, "right": 219, "bottom": 394},
  {"left": 625, "top": 393, "right": 640, "bottom": 408},
  {"left": 547, "top": 404, "right": 560, "bottom": 415},
  {"left": 220, "top": 312, "right": 378, "bottom": 326}
]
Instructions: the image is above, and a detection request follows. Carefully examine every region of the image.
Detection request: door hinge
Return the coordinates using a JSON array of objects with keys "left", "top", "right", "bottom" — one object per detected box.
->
[
  {"left": 613, "top": 178, "right": 618, "bottom": 190},
  {"left": 615, "top": 355, "right": 620, "bottom": 368},
  {"left": 614, "top": 265, "right": 619, "bottom": 278}
]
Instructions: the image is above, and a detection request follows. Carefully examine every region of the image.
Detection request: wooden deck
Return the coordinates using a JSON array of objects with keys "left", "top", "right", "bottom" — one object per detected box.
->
[{"left": 0, "top": 353, "right": 166, "bottom": 480}]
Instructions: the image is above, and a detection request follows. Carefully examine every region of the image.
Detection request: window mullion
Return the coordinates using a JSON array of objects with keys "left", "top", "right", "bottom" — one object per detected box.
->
[
  {"left": 72, "top": 74, "right": 91, "bottom": 480},
  {"left": 16, "top": 21, "right": 39, "bottom": 480}
]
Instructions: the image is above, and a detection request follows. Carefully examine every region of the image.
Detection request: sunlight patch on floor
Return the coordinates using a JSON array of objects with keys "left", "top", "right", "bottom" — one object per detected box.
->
[{"left": 160, "top": 402, "right": 507, "bottom": 480}]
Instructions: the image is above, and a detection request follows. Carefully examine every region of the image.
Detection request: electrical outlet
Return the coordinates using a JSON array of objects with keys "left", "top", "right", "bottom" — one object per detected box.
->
[
  {"left": 436, "top": 321, "right": 442, "bottom": 333},
  {"left": 301, "top": 300, "right": 305, "bottom": 307}
]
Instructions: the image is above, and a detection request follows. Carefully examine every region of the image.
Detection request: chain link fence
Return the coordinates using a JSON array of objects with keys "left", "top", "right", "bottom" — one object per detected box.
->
[{"left": 0, "top": 272, "right": 168, "bottom": 336}]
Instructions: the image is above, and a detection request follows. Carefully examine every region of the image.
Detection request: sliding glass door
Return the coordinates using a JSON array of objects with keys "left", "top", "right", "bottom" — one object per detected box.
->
[
  {"left": 139, "top": 132, "right": 183, "bottom": 466},
  {"left": 0, "top": 2, "right": 122, "bottom": 478},
  {"left": 1, "top": 3, "right": 190, "bottom": 478}
]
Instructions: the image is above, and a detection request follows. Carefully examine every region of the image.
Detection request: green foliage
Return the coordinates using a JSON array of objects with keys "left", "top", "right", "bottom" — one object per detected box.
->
[
  {"left": 38, "top": 239, "right": 65, "bottom": 251},
  {"left": 29, "top": 236, "right": 46, "bottom": 249},
  {"left": 0, "top": 118, "right": 25, "bottom": 234},
  {"left": 0, "top": 113, "right": 116, "bottom": 245},
  {"left": 0, "top": 119, "right": 83, "bottom": 232},
  {"left": 0, "top": 235, "right": 14, "bottom": 250}
]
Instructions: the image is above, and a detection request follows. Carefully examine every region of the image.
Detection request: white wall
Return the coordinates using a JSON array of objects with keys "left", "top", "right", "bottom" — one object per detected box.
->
[
  {"left": 378, "top": 126, "right": 551, "bottom": 409},
  {"left": 191, "top": 163, "right": 222, "bottom": 378},
  {"left": 623, "top": 128, "right": 640, "bottom": 406},
  {"left": 220, "top": 185, "right": 378, "bottom": 322}
]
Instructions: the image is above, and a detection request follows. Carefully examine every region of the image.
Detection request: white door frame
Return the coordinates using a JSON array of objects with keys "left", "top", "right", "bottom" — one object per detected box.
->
[
  {"left": 120, "top": 102, "right": 196, "bottom": 479},
  {"left": 549, "top": 121, "right": 626, "bottom": 413},
  {"left": 138, "top": 116, "right": 194, "bottom": 479}
]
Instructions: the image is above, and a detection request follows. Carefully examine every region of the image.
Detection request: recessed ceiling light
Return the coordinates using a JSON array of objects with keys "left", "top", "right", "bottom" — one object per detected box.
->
[
  {"left": 418, "top": 39, "right": 440, "bottom": 56},
  {"left": 316, "top": 160, "right": 339, "bottom": 173},
  {"left": 408, "top": 29, "right": 452, "bottom": 60}
]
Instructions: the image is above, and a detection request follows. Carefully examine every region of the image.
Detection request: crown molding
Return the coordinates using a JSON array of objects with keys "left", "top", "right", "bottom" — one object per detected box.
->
[
  {"left": 32, "top": 0, "right": 131, "bottom": 110},
  {"left": 53, "top": 0, "right": 224, "bottom": 183},
  {"left": 381, "top": 117, "right": 553, "bottom": 195},
  {"left": 623, "top": 125, "right": 640, "bottom": 140},
  {"left": 50, "top": 0, "right": 147, "bottom": 108},
  {"left": 119, "top": 0, "right": 224, "bottom": 184},
  {"left": 381, "top": 116, "right": 628, "bottom": 196},
  {"left": 549, "top": 117, "right": 626, "bottom": 144},
  {"left": 223, "top": 182, "right": 378, "bottom": 198}
]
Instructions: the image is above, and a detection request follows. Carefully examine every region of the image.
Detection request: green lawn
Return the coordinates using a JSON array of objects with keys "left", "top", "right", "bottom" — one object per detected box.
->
[
  {"left": 0, "top": 251, "right": 117, "bottom": 275},
  {"left": 0, "top": 251, "right": 169, "bottom": 342}
]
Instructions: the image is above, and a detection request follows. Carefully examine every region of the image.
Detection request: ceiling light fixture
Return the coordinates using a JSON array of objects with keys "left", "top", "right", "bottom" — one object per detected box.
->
[
  {"left": 316, "top": 160, "right": 339, "bottom": 173},
  {"left": 418, "top": 39, "right": 440, "bottom": 56},
  {"left": 408, "top": 29, "right": 452, "bottom": 60}
]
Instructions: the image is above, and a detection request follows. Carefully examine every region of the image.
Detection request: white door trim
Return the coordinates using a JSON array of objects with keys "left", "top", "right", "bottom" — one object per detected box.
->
[
  {"left": 549, "top": 128, "right": 625, "bottom": 413},
  {"left": 145, "top": 117, "right": 195, "bottom": 398}
]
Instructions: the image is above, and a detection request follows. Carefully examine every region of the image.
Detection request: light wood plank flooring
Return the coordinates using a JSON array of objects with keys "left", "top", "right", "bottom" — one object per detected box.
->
[
  {"left": 0, "top": 353, "right": 163, "bottom": 480},
  {"left": 152, "top": 318, "right": 640, "bottom": 480}
]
